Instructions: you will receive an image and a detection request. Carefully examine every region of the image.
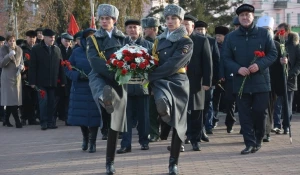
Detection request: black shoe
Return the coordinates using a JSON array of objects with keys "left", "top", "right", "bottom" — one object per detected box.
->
[
  {"left": 116, "top": 147, "right": 131, "bottom": 154},
  {"left": 21, "top": 119, "right": 27, "bottom": 126},
  {"left": 283, "top": 128, "right": 290, "bottom": 134},
  {"left": 263, "top": 134, "right": 270, "bottom": 142},
  {"left": 227, "top": 126, "right": 233, "bottom": 133},
  {"left": 241, "top": 146, "right": 255, "bottom": 155},
  {"left": 102, "top": 134, "right": 108, "bottom": 140},
  {"left": 47, "top": 125, "right": 58, "bottom": 129},
  {"left": 106, "top": 160, "right": 116, "bottom": 175},
  {"left": 167, "top": 145, "right": 185, "bottom": 152},
  {"left": 201, "top": 134, "right": 209, "bottom": 142},
  {"left": 206, "top": 129, "right": 213, "bottom": 134},
  {"left": 28, "top": 120, "right": 40, "bottom": 125},
  {"left": 191, "top": 142, "right": 201, "bottom": 151},
  {"left": 3, "top": 121, "right": 13, "bottom": 127},
  {"left": 88, "top": 143, "right": 96, "bottom": 153},
  {"left": 184, "top": 138, "right": 190, "bottom": 144},
  {"left": 41, "top": 125, "right": 47, "bottom": 130},
  {"left": 82, "top": 140, "right": 88, "bottom": 151},
  {"left": 141, "top": 144, "right": 149, "bottom": 150},
  {"left": 169, "top": 157, "right": 179, "bottom": 175}
]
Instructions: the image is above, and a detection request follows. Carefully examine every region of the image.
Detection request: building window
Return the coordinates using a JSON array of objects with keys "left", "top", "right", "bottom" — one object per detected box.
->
[
  {"left": 276, "top": 13, "right": 280, "bottom": 24},
  {"left": 287, "top": 13, "right": 290, "bottom": 24},
  {"left": 298, "top": 14, "right": 300, "bottom": 25}
]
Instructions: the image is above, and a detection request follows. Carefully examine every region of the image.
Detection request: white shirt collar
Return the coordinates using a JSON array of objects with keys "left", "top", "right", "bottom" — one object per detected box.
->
[
  {"left": 166, "top": 31, "right": 174, "bottom": 38},
  {"left": 106, "top": 28, "right": 114, "bottom": 38}
]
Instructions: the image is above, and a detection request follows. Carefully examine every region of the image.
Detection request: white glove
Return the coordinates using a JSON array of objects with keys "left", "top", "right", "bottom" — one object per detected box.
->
[
  {"left": 9, "top": 50, "right": 16, "bottom": 57},
  {"left": 18, "top": 64, "right": 24, "bottom": 70}
]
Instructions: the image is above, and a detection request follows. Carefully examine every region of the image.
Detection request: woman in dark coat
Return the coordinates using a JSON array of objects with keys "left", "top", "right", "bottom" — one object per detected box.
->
[
  {"left": 65, "top": 28, "right": 100, "bottom": 153},
  {"left": 149, "top": 4, "right": 193, "bottom": 175}
]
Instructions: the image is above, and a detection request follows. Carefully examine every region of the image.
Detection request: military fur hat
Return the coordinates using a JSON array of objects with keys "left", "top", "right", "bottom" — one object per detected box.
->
[
  {"left": 215, "top": 26, "right": 229, "bottom": 36},
  {"left": 141, "top": 17, "right": 159, "bottom": 28},
  {"left": 163, "top": 4, "right": 185, "bottom": 20},
  {"left": 125, "top": 19, "right": 141, "bottom": 26},
  {"left": 194, "top": 21, "right": 208, "bottom": 28},
  {"left": 97, "top": 4, "right": 119, "bottom": 20},
  {"left": 25, "top": 30, "right": 37, "bottom": 37},
  {"left": 42, "top": 29, "right": 56, "bottom": 36},
  {"left": 236, "top": 4, "right": 255, "bottom": 16},
  {"left": 0, "top": 36, "right": 5, "bottom": 41},
  {"left": 232, "top": 16, "right": 240, "bottom": 26},
  {"left": 61, "top": 33, "right": 73, "bottom": 40}
]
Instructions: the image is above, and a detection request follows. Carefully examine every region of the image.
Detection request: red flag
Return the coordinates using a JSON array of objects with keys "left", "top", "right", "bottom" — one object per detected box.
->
[
  {"left": 67, "top": 14, "right": 79, "bottom": 36},
  {"left": 90, "top": 16, "right": 96, "bottom": 29}
]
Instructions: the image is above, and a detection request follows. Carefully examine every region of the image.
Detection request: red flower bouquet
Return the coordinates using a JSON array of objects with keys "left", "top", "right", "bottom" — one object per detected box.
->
[
  {"left": 106, "top": 44, "right": 158, "bottom": 85},
  {"left": 276, "top": 29, "right": 288, "bottom": 74},
  {"left": 24, "top": 80, "right": 46, "bottom": 99},
  {"left": 24, "top": 53, "right": 30, "bottom": 61},
  {"left": 238, "top": 51, "right": 265, "bottom": 98}
]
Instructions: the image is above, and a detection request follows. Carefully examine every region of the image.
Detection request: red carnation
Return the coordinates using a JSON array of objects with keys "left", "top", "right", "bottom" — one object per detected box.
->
[
  {"left": 110, "top": 53, "right": 116, "bottom": 58},
  {"left": 124, "top": 56, "right": 131, "bottom": 62},
  {"left": 130, "top": 63, "right": 137, "bottom": 70},
  {"left": 122, "top": 50, "right": 131, "bottom": 56},
  {"left": 106, "top": 59, "right": 111, "bottom": 65},
  {"left": 154, "top": 60, "right": 159, "bottom": 65},
  {"left": 39, "top": 90, "right": 46, "bottom": 99},
  {"left": 57, "top": 79, "right": 61, "bottom": 83},
  {"left": 121, "top": 68, "right": 128, "bottom": 75},
  {"left": 112, "top": 60, "right": 118, "bottom": 66},
  {"left": 24, "top": 66, "right": 29, "bottom": 70},
  {"left": 61, "top": 60, "right": 65, "bottom": 66},
  {"left": 276, "top": 29, "right": 285, "bottom": 36},
  {"left": 139, "top": 62, "right": 146, "bottom": 69},
  {"left": 143, "top": 60, "right": 149, "bottom": 65},
  {"left": 136, "top": 53, "right": 143, "bottom": 57},
  {"left": 117, "top": 61, "right": 124, "bottom": 68},
  {"left": 25, "top": 53, "right": 30, "bottom": 60}
]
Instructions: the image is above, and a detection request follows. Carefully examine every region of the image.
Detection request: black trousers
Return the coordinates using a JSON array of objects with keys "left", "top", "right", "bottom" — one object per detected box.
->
[
  {"left": 224, "top": 80, "right": 237, "bottom": 127},
  {"left": 236, "top": 92, "right": 269, "bottom": 147},
  {"left": 186, "top": 110, "right": 203, "bottom": 144},
  {"left": 21, "top": 86, "right": 37, "bottom": 121},
  {"left": 100, "top": 106, "right": 111, "bottom": 136}
]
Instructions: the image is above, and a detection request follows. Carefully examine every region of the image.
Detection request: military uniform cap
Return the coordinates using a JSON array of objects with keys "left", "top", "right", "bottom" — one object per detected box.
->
[
  {"left": 0, "top": 36, "right": 5, "bottom": 41},
  {"left": 194, "top": 21, "right": 208, "bottom": 28},
  {"left": 35, "top": 27, "right": 43, "bottom": 32},
  {"left": 125, "top": 19, "right": 141, "bottom": 26},
  {"left": 184, "top": 14, "right": 198, "bottom": 23},
  {"left": 42, "top": 29, "right": 56, "bottom": 36},
  {"left": 141, "top": 17, "right": 159, "bottom": 28},
  {"left": 236, "top": 4, "right": 255, "bottom": 15},
  {"left": 25, "top": 30, "right": 37, "bottom": 37},
  {"left": 97, "top": 4, "right": 119, "bottom": 20},
  {"left": 164, "top": 4, "right": 185, "bottom": 20},
  {"left": 61, "top": 33, "right": 73, "bottom": 40},
  {"left": 215, "top": 26, "right": 229, "bottom": 36},
  {"left": 232, "top": 16, "right": 240, "bottom": 25}
]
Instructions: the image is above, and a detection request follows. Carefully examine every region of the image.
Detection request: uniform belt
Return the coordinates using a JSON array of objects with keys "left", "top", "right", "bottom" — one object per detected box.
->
[{"left": 177, "top": 67, "right": 186, "bottom": 74}]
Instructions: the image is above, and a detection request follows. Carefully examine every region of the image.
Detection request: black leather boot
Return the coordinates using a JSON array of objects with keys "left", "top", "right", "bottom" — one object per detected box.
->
[
  {"left": 106, "top": 128, "right": 119, "bottom": 175},
  {"left": 88, "top": 127, "right": 98, "bottom": 153},
  {"left": 11, "top": 106, "right": 22, "bottom": 128},
  {"left": 80, "top": 126, "right": 89, "bottom": 151},
  {"left": 169, "top": 129, "right": 181, "bottom": 175},
  {"left": 3, "top": 108, "right": 13, "bottom": 127}
]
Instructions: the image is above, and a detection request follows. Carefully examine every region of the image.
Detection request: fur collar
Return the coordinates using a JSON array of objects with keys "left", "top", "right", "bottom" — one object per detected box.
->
[
  {"left": 288, "top": 32, "right": 299, "bottom": 46},
  {"left": 94, "top": 27, "right": 125, "bottom": 39},
  {"left": 157, "top": 25, "right": 188, "bottom": 42}
]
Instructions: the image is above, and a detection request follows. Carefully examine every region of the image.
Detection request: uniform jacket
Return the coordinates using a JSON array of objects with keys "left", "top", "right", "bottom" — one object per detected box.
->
[
  {"left": 149, "top": 25, "right": 193, "bottom": 142},
  {"left": 87, "top": 27, "right": 127, "bottom": 132},
  {"left": 275, "top": 32, "right": 300, "bottom": 91},
  {"left": 66, "top": 37, "right": 101, "bottom": 127},
  {"left": 29, "top": 40, "right": 66, "bottom": 87},
  {"left": 125, "top": 36, "right": 153, "bottom": 96},
  {"left": 187, "top": 32, "right": 212, "bottom": 110},
  {"left": 0, "top": 44, "right": 23, "bottom": 106},
  {"left": 223, "top": 23, "right": 277, "bottom": 94}
]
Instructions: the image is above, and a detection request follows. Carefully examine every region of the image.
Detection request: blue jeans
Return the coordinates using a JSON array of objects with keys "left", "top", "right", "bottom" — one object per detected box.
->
[
  {"left": 38, "top": 87, "right": 56, "bottom": 127},
  {"left": 205, "top": 88, "right": 214, "bottom": 130},
  {"left": 121, "top": 95, "right": 150, "bottom": 148},
  {"left": 273, "top": 96, "right": 283, "bottom": 129}
]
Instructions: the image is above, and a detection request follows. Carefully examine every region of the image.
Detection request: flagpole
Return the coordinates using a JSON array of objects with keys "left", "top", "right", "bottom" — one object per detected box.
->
[
  {"left": 90, "top": 0, "right": 95, "bottom": 29},
  {"left": 282, "top": 64, "right": 292, "bottom": 144}
]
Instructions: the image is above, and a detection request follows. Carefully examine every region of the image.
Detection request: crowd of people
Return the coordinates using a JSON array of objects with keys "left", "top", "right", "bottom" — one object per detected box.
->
[{"left": 0, "top": 2, "right": 300, "bottom": 175}]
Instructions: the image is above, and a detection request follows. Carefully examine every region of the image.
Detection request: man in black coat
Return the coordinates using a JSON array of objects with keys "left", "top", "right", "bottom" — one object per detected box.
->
[
  {"left": 20, "top": 30, "right": 39, "bottom": 125},
  {"left": 117, "top": 19, "right": 153, "bottom": 154},
  {"left": 194, "top": 20, "right": 220, "bottom": 136},
  {"left": 183, "top": 14, "right": 212, "bottom": 151},
  {"left": 29, "top": 29, "right": 67, "bottom": 130},
  {"left": 55, "top": 33, "right": 73, "bottom": 124},
  {"left": 223, "top": 4, "right": 277, "bottom": 154}
]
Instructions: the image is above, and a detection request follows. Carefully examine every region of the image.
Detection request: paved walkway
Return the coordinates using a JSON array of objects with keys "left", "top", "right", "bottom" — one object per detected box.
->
[{"left": 1, "top": 114, "right": 300, "bottom": 175}]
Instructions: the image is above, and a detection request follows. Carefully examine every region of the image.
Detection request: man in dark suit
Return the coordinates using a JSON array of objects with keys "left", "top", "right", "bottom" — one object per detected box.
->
[
  {"left": 183, "top": 14, "right": 212, "bottom": 151},
  {"left": 29, "top": 29, "right": 67, "bottom": 130},
  {"left": 194, "top": 20, "right": 220, "bottom": 137},
  {"left": 116, "top": 19, "right": 153, "bottom": 154}
]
